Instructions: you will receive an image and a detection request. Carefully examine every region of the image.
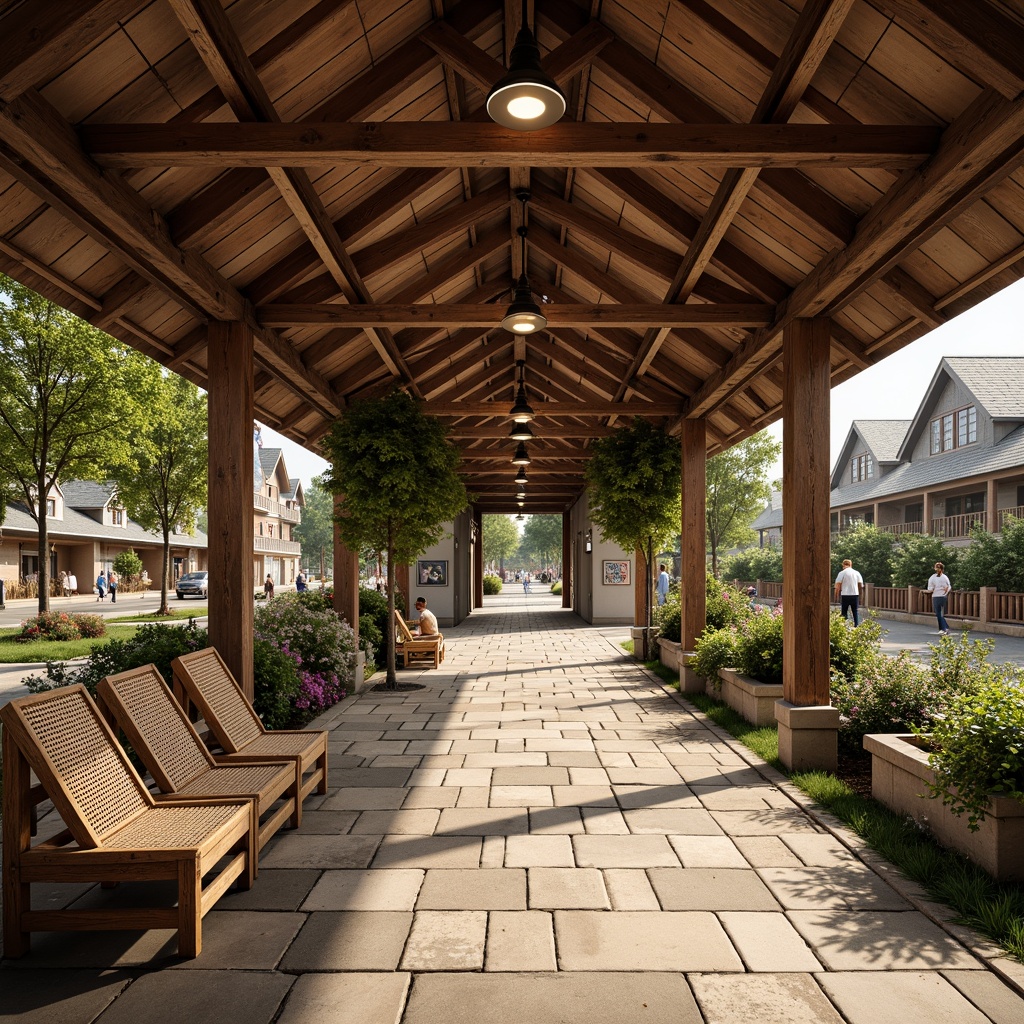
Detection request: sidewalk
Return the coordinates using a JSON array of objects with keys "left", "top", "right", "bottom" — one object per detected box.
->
[{"left": 3, "top": 591, "right": 1023, "bottom": 1023}]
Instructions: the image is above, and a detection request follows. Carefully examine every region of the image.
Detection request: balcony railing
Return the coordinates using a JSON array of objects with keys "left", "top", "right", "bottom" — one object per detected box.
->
[
  {"left": 253, "top": 536, "right": 301, "bottom": 554},
  {"left": 877, "top": 521, "right": 922, "bottom": 536},
  {"left": 997, "top": 505, "right": 1024, "bottom": 530},
  {"left": 930, "top": 510, "right": 986, "bottom": 539},
  {"left": 253, "top": 492, "right": 301, "bottom": 523}
]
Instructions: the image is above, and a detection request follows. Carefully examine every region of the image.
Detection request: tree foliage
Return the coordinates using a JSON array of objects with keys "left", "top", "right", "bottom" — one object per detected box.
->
[
  {"left": 0, "top": 277, "right": 148, "bottom": 612},
  {"left": 483, "top": 513, "right": 519, "bottom": 568},
  {"left": 322, "top": 389, "right": 467, "bottom": 686},
  {"left": 719, "top": 545, "right": 784, "bottom": 583},
  {"left": 829, "top": 523, "right": 897, "bottom": 586},
  {"left": 585, "top": 418, "right": 680, "bottom": 640},
  {"left": 956, "top": 517, "right": 1024, "bottom": 592},
  {"left": 294, "top": 473, "right": 336, "bottom": 577},
  {"left": 110, "top": 370, "right": 207, "bottom": 614},
  {"left": 705, "top": 430, "right": 780, "bottom": 576},
  {"left": 890, "top": 533, "right": 959, "bottom": 588},
  {"left": 519, "top": 514, "right": 563, "bottom": 567}
]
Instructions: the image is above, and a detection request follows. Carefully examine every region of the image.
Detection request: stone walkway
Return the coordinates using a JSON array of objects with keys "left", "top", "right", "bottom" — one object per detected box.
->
[{"left": 4, "top": 591, "right": 1024, "bottom": 1023}]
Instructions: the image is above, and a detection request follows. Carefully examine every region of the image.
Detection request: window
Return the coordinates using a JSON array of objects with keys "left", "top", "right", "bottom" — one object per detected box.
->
[
  {"left": 268, "top": 524, "right": 274, "bottom": 538},
  {"left": 931, "top": 405, "right": 976, "bottom": 454},
  {"left": 111, "top": 508, "right": 124, "bottom": 526},
  {"left": 850, "top": 453, "right": 874, "bottom": 482},
  {"left": 45, "top": 498, "right": 56, "bottom": 517}
]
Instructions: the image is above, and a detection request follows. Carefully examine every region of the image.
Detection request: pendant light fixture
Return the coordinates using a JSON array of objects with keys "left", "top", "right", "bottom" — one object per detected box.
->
[
  {"left": 514, "top": 466, "right": 528, "bottom": 485},
  {"left": 515, "top": 512, "right": 525, "bottom": 520},
  {"left": 486, "top": 0, "right": 566, "bottom": 131},
  {"left": 501, "top": 192, "right": 546, "bottom": 335},
  {"left": 511, "top": 442, "right": 532, "bottom": 466},
  {"left": 515, "top": 487, "right": 527, "bottom": 500},
  {"left": 508, "top": 359, "right": 535, "bottom": 422},
  {"left": 509, "top": 419, "right": 534, "bottom": 441}
]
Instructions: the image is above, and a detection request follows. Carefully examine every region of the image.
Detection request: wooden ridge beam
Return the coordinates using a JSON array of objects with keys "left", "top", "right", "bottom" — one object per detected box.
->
[
  {"left": 256, "top": 302, "right": 773, "bottom": 328},
  {"left": 426, "top": 401, "right": 681, "bottom": 418},
  {"left": 80, "top": 122, "right": 941, "bottom": 169}
]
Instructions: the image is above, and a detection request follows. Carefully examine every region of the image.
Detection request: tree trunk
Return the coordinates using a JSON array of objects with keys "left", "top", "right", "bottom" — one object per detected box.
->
[
  {"left": 160, "top": 529, "right": 171, "bottom": 614},
  {"left": 643, "top": 536, "right": 653, "bottom": 660},
  {"left": 36, "top": 470, "right": 49, "bottom": 614},
  {"left": 385, "top": 538, "right": 397, "bottom": 689}
]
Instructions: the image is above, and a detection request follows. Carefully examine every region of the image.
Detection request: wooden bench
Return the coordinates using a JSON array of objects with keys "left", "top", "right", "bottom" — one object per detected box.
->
[
  {"left": 171, "top": 647, "right": 328, "bottom": 818},
  {"left": 394, "top": 609, "right": 445, "bottom": 669},
  {"left": 97, "top": 665, "right": 299, "bottom": 855},
  {"left": 1, "top": 685, "right": 255, "bottom": 959}
]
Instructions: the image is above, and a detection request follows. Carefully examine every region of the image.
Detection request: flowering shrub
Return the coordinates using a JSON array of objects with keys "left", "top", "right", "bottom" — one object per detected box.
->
[
  {"left": 253, "top": 593, "right": 353, "bottom": 724},
  {"left": 689, "top": 624, "right": 737, "bottom": 680},
  {"left": 733, "top": 604, "right": 785, "bottom": 685},
  {"left": 18, "top": 611, "right": 108, "bottom": 642},
  {"left": 706, "top": 575, "right": 752, "bottom": 630}
]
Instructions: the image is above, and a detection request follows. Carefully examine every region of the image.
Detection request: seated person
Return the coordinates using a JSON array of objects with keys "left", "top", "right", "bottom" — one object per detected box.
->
[{"left": 414, "top": 596, "right": 438, "bottom": 636}]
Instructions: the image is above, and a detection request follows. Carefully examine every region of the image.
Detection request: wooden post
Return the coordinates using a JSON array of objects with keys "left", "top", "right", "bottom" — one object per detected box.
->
[
  {"left": 561, "top": 512, "right": 572, "bottom": 608},
  {"left": 206, "top": 321, "right": 254, "bottom": 701},
  {"left": 396, "top": 562, "right": 410, "bottom": 617},
  {"left": 634, "top": 545, "right": 649, "bottom": 660},
  {"left": 680, "top": 418, "right": 706, "bottom": 651},
  {"left": 923, "top": 491, "right": 934, "bottom": 535},
  {"left": 473, "top": 508, "right": 484, "bottom": 609},
  {"left": 987, "top": 478, "right": 999, "bottom": 533},
  {"left": 777, "top": 317, "right": 838, "bottom": 771},
  {"left": 332, "top": 494, "right": 360, "bottom": 639}
]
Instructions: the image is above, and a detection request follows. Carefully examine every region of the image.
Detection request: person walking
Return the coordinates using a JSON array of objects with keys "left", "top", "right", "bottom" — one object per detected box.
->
[
  {"left": 523, "top": 573, "right": 530, "bottom": 595},
  {"left": 927, "top": 561, "right": 952, "bottom": 634},
  {"left": 264, "top": 573, "right": 275, "bottom": 600},
  {"left": 108, "top": 570, "right": 118, "bottom": 603},
  {"left": 833, "top": 558, "right": 864, "bottom": 626},
  {"left": 656, "top": 564, "right": 670, "bottom": 606},
  {"left": 295, "top": 570, "right": 306, "bottom": 593},
  {"left": 96, "top": 570, "right": 106, "bottom": 602}
]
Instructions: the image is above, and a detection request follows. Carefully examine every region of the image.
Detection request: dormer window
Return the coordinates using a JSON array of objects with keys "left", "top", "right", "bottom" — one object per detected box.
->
[
  {"left": 111, "top": 508, "right": 124, "bottom": 526},
  {"left": 850, "top": 453, "right": 873, "bottom": 482},
  {"left": 46, "top": 498, "right": 56, "bottom": 517},
  {"left": 930, "top": 405, "right": 976, "bottom": 454}
]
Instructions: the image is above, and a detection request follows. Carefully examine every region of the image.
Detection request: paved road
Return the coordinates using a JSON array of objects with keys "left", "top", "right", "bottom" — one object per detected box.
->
[{"left": 4, "top": 589, "right": 1020, "bottom": 1024}]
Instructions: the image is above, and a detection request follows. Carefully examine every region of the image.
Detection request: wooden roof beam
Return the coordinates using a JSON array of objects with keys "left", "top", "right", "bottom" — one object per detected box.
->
[{"left": 81, "top": 122, "right": 940, "bottom": 169}]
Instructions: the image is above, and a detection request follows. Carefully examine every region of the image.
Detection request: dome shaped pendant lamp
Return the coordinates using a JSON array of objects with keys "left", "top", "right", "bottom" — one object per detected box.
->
[
  {"left": 501, "top": 191, "right": 546, "bottom": 335},
  {"left": 514, "top": 466, "right": 528, "bottom": 485},
  {"left": 511, "top": 442, "right": 532, "bottom": 466},
  {"left": 508, "top": 359, "right": 535, "bottom": 422},
  {"left": 486, "top": 0, "right": 566, "bottom": 131}
]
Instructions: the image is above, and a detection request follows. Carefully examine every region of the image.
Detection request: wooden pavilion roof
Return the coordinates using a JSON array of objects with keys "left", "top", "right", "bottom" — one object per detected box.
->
[{"left": 2, "top": 0, "right": 1024, "bottom": 515}]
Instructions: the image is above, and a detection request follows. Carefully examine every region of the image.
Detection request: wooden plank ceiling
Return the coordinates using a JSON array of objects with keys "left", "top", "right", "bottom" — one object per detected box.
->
[{"left": 2, "top": 0, "right": 1024, "bottom": 515}]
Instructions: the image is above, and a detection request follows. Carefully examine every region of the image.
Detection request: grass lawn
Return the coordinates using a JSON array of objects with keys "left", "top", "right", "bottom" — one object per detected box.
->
[
  {"left": 106, "top": 607, "right": 207, "bottom": 623},
  {"left": 0, "top": 625, "right": 141, "bottom": 663},
  {"left": 623, "top": 641, "right": 1024, "bottom": 964}
]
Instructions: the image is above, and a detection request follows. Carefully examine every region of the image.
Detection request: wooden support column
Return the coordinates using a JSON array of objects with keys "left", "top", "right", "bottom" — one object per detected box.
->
[
  {"left": 473, "top": 508, "right": 484, "bottom": 609},
  {"left": 332, "top": 494, "right": 360, "bottom": 636},
  {"left": 680, "top": 418, "right": 706, "bottom": 651},
  {"left": 777, "top": 317, "right": 838, "bottom": 771},
  {"left": 987, "top": 478, "right": 999, "bottom": 533},
  {"left": 207, "top": 321, "right": 254, "bottom": 701},
  {"left": 923, "top": 492, "right": 934, "bottom": 535},
  {"left": 396, "top": 562, "right": 410, "bottom": 617},
  {"left": 562, "top": 512, "right": 572, "bottom": 608}
]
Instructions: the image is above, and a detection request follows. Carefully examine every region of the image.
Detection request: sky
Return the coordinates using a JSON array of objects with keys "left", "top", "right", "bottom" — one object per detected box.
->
[{"left": 264, "top": 275, "right": 1024, "bottom": 490}]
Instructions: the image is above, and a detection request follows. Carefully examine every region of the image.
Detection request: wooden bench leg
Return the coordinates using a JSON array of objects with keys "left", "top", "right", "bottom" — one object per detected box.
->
[
  {"left": 177, "top": 858, "right": 202, "bottom": 959},
  {"left": 317, "top": 747, "right": 328, "bottom": 795},
  {"left": 3, "top": 729, "right": 32, "bottom": 957}
]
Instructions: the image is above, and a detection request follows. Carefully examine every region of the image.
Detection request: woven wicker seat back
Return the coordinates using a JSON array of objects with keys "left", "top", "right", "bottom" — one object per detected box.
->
[
  {"left": 2, "top": 686, "right": 151, "bottom": 848},
  {"left": 98, "top": 666, "right": 213, "bottom": 791},
  {"left": 173, "top": 648, "right": 262, "bottom": 752}
]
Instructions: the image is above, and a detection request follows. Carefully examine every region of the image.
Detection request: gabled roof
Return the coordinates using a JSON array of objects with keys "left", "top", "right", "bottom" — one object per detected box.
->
[
  {"left": 61, "top": 481, "right": 117, "bottom": 509},
  {"left": 830, "top": 420, "right": 911, "bottom": 489},
  {"left": 281, "top": 478, "right": 305, "bottom": 506},
  {"left": 750, "top": 490, "right": 783, "bottom": 532},
  {"left": 899, "top": 357, "right": 1024, "bottom": 461}
]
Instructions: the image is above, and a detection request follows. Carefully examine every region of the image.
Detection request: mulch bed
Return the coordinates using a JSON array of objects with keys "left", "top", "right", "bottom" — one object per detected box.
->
[
  {"left": 371, "top": 681, "right": 427, "bottom": 692},
  {"left": 835, "top": 748, "right": 873, "bottom": 797}
]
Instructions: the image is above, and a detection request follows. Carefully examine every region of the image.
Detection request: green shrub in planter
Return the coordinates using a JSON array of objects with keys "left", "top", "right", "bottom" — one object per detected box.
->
[
  {"left": 734, "top": 606, "right": 784, "bottom": 685},
  {"left": 483, "top": 574, "right": 503, "bottom": 595},
  {"left": 690, "top": 625, "right": 737, "bottom": 680},
  {"left": 659, "top": 599, "right": 681, "bottom": 643},
  {"left": 550, "top": 580, "right": 562, "bottom": 595},
  {"left": 252, "top": 636, "right": 302, "bottom": 729},
  {"left": 924, "top": 669, "right": 1024, "bottom": 830},
  {"left": 828, "top": 613, "right": 883, "bottom": 685},
  {"left": 706, "top": 574, "right": 752, "bottom": 630}
]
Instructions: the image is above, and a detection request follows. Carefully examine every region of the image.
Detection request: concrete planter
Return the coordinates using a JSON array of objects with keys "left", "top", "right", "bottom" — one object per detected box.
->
[
  {"left": 865, "top": 732, "right": 1024, "bottom": 881},
  {"left": 657, "top": 637, "right": 681, "bottom": 673},
  {"left": 716, "top": 667, "right": 785, "bottom": 727},
  {"left": 630, "top": 626, "right": 659, "bottom": 661}
]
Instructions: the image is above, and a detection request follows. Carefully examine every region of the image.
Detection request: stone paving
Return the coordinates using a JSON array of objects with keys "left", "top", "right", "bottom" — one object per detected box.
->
[{"left": 3, "top": 590, "right": 1024, "bottom": 1023}]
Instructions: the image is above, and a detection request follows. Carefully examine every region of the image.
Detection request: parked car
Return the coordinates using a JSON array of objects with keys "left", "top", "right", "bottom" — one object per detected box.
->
[{"left": 176, "top": 571, "right": 208, "bottom": 599}]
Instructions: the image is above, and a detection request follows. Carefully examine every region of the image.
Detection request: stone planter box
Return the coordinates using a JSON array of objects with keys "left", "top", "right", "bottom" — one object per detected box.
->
[
  {"left": 715, "top": 668, "right": 784, "bottom": 727},
  {"left": 657, "top": 637, "right": 681, "bottom": 673},
  {"left": 865, "top": 732, "right": 1024, "bottom": 881}
]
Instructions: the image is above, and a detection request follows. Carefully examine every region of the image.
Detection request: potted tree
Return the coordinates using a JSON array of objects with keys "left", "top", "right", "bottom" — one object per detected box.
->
[
  {"left": 322, "top": 389, "right": 467, "bottom": 690},
  {"left": 585, "top": 418, "right": 679, "bottom": 661}
]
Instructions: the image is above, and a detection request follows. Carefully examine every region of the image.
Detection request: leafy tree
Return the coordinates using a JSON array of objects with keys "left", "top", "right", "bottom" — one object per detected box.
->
[
  {"left": 483, "top": 513, "right": 519, "bottom": 572},
  {"left": 295, "top": 473, "right": 335, "bottom": 578},
  {"left": 705, "top": 430, "right": 780, "bottom": 576},
  {"left": 829, "top": 523, "right": 896, "bottom": 586},
  {"left": 957, "top": 517, "right": 1024, "bottom": 592},
  {"left": 322, "top": 389, "right": 467, "bottom": 688},
  {"left": 519, "top": 514, "right": 563, "bottom": 568},
  {"left": 112, "top": 549, "right": 144, "bottom": 586},
  {"left": 720, "top": 545, "right": 784, "bottom": 583},
  {"left": 110, "top": 370, "right": 208, "bottom": 614},
  {"left": 585, "top": 418, "right": 679, "bottom": 656},
  {"left": 196, "top": 510, "right": 208, "bottom": 534},
  {"left": 0, "top": 278, "right": 147, "bottom": 612},
  {"left": 890, "top": 533, "right": 959, "bottom": 588}
]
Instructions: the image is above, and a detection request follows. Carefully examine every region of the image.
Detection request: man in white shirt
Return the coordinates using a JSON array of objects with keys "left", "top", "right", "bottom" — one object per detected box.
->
[
  {"left": 834, "top": 558, "right": 864, "bottom": 626},
  {"left": 926, "top": 561, "right": 952, "bottom": 634},
  {"left": 656, "top": 564, "right": 670, "bottom": 606},
  {"left": 414, "top": 596, "right": 439, "bottom": 636}
]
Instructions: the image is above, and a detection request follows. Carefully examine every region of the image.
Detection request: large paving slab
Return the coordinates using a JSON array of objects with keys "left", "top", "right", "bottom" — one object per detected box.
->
[{"left": 5, "top": 591, "right": 1022, "bottom": 1024}]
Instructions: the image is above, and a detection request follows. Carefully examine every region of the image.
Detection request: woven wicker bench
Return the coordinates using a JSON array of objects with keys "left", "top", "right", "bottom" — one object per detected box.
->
[
  {"left": 394, "top": 609, "right": 445, "bottom": 669},
  {"left": 97, "top": 665, "right": 299, "bottom": 854},
  {"left": 1, "top": 685, "right": 255, "bottom": 959},
  {"left": 171, "top": 647, "right": 328, "bottom": 818}
]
